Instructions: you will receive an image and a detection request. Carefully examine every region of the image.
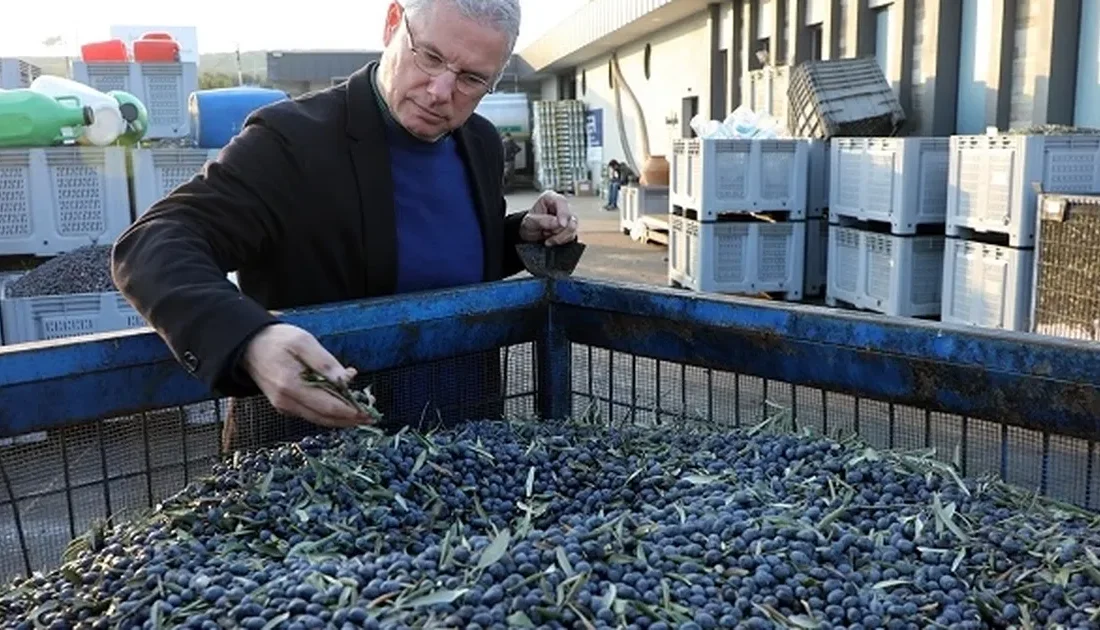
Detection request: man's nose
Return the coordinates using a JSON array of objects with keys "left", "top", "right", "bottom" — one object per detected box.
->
[{"left": 426, "top": 72, "right": 456, "bottom": 102}]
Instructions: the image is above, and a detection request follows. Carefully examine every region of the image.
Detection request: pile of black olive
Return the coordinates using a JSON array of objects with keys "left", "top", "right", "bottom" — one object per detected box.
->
[{"left": 3, "top": 419, "right": 1099, "bottom": 629}]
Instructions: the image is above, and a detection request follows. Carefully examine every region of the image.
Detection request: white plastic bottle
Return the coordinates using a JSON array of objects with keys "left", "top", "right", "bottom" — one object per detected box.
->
[{"left": 29, "top": 75, "right": 126, "bottom": 146}]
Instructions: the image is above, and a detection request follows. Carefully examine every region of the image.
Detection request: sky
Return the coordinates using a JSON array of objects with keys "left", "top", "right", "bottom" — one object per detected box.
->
[{"left": 0, "top": 0, "right": 588, "bottom": 57}]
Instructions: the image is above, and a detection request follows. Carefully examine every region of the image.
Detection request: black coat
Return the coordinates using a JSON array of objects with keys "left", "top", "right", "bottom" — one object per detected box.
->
[{"left": 112, "top": 62, "right": 529, "bottom": 405}]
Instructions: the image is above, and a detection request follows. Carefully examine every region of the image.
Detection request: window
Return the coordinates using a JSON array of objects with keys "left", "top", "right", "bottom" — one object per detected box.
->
[
  {"left": 644, "top": 44, "right": 652, "bottom": 79},
  {"left": 808, "top": 24, "right": 823, "bottom": 61},
  {"left": 608, "top": 59, "right": 614, "bottom": 88}
]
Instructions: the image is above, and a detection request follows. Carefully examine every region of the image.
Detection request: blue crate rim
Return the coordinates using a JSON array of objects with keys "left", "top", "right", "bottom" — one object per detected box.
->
[{"left": 0, "top": 277, "right": 1097, "bottom": 441}]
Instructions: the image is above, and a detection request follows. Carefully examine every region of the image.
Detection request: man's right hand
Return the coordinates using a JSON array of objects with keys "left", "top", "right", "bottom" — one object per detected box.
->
[{"left": 241, "top": 323, "right": 375, "bottom": 428}]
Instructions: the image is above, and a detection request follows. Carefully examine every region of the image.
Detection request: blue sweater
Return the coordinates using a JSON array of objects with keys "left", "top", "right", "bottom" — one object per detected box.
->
[
  {"left": 386, "top": 124, "right": 485, "bottom": 293},
  {"left": 377, "top": 89, "right": 492, "bottom": 430}
]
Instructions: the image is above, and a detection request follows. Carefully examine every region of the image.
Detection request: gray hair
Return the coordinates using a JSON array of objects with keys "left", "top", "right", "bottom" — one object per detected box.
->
[{"left": 402, "top": 0, "right": 522, "bottom": 58}]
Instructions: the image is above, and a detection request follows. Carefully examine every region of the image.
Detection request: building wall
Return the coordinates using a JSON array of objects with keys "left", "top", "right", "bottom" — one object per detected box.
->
[
  {"left": 1076, "top": 0, "right": 1100, "bottom": 127},
  {"left": 1009, "top": 0, "right": 1036, "bottom": 127},
  {"left": 540, "top": 77, "right": 560, "bottom": 101},
  {"left": 574, "top": 12, "right": 712, "bottom": 167},
  {"left": 531, "top": 0, "right": 1099, "bottom": 142}
]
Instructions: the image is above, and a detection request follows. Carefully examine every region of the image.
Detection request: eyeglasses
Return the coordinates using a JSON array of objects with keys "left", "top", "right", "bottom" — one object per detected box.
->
[{"left": 403, "top": 13, "right": 495, "bottom": 96}]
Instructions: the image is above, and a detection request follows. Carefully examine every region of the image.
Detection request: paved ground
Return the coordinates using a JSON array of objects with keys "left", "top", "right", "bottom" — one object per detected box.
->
[{"left": 506, "top": 190, "right": 670, "bottom": 286}]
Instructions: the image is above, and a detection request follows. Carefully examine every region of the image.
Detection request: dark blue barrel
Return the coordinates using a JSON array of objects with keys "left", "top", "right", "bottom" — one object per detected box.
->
[{"left": 188, "top": 87, "right": 287, "bottom": 149}]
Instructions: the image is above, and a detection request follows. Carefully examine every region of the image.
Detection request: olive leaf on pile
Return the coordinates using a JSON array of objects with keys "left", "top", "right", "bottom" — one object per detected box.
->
[
  {"left": 222, "top": 358, "right": 386, "bottom": 452},
  {"left": 297, "top": 358, "right": 385, "bottom": 423}
]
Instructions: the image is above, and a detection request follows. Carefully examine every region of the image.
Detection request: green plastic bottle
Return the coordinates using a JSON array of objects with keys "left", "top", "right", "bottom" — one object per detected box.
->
[
  {"left": 108, "top": 90, "right": 149, "bottom": 146},
  {"left": 0, "top": 89, "right": 94, "bottom": 148}
]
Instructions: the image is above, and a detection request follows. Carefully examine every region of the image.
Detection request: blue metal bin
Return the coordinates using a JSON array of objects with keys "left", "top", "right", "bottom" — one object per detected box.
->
[{"left": 0, "top": 277, "right": 1098, "bottom": 582}]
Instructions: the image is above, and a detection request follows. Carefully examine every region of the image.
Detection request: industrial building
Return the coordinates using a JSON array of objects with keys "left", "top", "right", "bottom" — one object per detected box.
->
[{"left": 519, "top": 0, "right": 1100, "bottom": 169}]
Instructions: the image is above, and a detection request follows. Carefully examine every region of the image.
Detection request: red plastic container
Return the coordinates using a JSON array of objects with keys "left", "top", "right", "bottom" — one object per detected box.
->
[
  {"left": 80, "top": 39, "right": 129, "bottom": 63},
  {"left": 133, "top": 33, "right": 180, "bottom": 63}
]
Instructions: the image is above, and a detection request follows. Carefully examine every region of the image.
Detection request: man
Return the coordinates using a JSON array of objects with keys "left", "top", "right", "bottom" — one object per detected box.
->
[
  {"left": 111, "top": 0, "right": 579, "bottom": 436},
  {"left": 501, "top": 132, "right": 521, "bottom": 190},
  {"left": 604, "top": 159, "right": 634, "bottom": 211}
]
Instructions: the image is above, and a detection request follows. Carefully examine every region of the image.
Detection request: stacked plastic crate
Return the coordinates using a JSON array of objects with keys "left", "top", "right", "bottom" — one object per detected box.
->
[
  {"left": 0, "top": 58, "right": 41, "bottom": 89},
  {"left": 667, "top": 137, "right": 810, "bottom": 300},
  {"left": 942, "top": 133, "right": 1100, "bottom": 331},
  {"left": 71, "top": 60, "right": 197, "bottom": 140},
  {"left": 132, "top": 147, "right": 220, "bottom": 217},
  {"left": 825, "top": 137, "right": 950, "bottom": 317},
  {"left": 619, "top": 184, "right": 670, "bottom": 242},
  {"left": 0, "top": 146, "right": 138, "bottom": 345},
  {"left": 531, "top": 100, "right": 587, "bottom": 193}
]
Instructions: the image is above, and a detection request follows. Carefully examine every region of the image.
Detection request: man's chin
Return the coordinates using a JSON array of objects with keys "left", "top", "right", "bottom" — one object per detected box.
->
[{"left": 398, "top": 114, "right": 448, "bottom": 142}]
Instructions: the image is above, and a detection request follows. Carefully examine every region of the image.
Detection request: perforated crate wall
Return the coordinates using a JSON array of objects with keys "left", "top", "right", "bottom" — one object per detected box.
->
[
  {"left": 668, "top": 215, "right": 806, "bottom": 298},
  {"left": 826, "top": 226, "right": 944, "bottom": 317},
  {"left": 132, "top": 148, "right": 220, "bottom": 218},
  {"left": 0, "top": 289, "right": 145, "bottom": 346},
  {"left": 670, "top": 138, "right": 809, "bottom": 220},
  {"left": 830, "top": 137, "right": 950, "bottom": 232},
  {"left": 941, "top": 238, "right": 1034, "bottom": 331},
  {"left": 804, "top": 217, "right": 828, "bottom": 297},
  {"left": 946, "top": 133, "right": 1100, "bottom": 248},
  {"left": 71, "top": 61, "right": 198, "bottom": 140},
  {"left": 1033, "top": 193, "right": 1100, "bottom": 340},
  {"left": 0, "top": 147, "right": 131, "bottom": 257},
  {"left": 620, "top": 184, "right": 669, "bottom": 233},
  {"left": 0, "top": 58, "right": 41, "bottom": 89}
]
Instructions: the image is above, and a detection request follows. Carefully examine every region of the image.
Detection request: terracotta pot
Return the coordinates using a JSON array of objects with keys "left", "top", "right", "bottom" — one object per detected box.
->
[{"left": 640, "top": 155, "right": 670, "bottom": 186}]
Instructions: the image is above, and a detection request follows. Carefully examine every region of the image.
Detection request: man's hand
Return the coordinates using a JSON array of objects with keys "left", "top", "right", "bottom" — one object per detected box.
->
[
  {"left": 519, "top": 191, "right": 579, "bottom": 246},
  {"left": 241, "top": 323, "right": 375, "bottom": 428}
]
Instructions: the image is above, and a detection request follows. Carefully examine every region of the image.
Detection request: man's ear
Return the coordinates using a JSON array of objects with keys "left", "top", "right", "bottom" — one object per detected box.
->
[{"left": 382, "top": 1, "right": 403, "bottom": 46}]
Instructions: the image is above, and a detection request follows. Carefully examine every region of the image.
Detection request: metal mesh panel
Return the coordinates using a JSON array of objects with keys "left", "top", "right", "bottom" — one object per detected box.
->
[
  {"left": 1035, "top": 199, "right": 1100, "bottom": 340},
  {"left": 570, "top": 344, "right": 1100, "bottom": 514},
  {"left": 0, "top": 343, "right": 537, "bottom": 582}
]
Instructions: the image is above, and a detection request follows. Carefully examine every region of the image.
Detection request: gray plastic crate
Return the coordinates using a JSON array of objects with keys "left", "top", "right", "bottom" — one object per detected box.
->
[
  {"left": 668, "top": 215, "right": 806, "bottom": 299},
  {"left": 132, "top": 148, "right": 220, "bottom": 217},
  {"left": 830, "top": 137, "right": 950, "bottom": 232},
  {"left": 0, "top": 58, "right": 40, "bottom": 89},
  {"left": 670, "top": 138, "right": 810, "bottom": 219},
  {"left": 941, "top": 238, "right": 1034, "bottom": 332},
  {"left": 71, "top": 61, "right": 198, "bottom": 139},
  {"left": 946, "top": 133, "right": 1100, "bottom": 248},
  {"left": 620, "top": 184, "right": 669, "bottom": 234},
  {"left": 826, "top": 226, "right": 944, "bottom": 317},
  {"left": 0, "top": 286, "right": 145, "bottom": 345},
  {"left": 0, "top": 147, "right": 131, "bottom": 257},
  {"left": 787, "top": 57, "right": 906, "bottom": 140}
]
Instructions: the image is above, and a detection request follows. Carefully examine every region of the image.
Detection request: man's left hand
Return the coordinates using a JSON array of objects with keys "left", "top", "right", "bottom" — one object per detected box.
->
[{"left": 520, "top": 191, "right": 579, "bottom": 246}]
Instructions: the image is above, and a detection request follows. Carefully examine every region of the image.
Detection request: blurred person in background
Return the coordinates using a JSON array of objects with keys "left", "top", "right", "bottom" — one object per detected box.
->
[
  {"left": 603, "top": 159, "right": 634, "bottom": 211},
  {"left": 111, "top": 0, "right": 580, "bottom": 445},
  {"left": 501, "top": 131, "right": 521, "bottom": 191}
]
